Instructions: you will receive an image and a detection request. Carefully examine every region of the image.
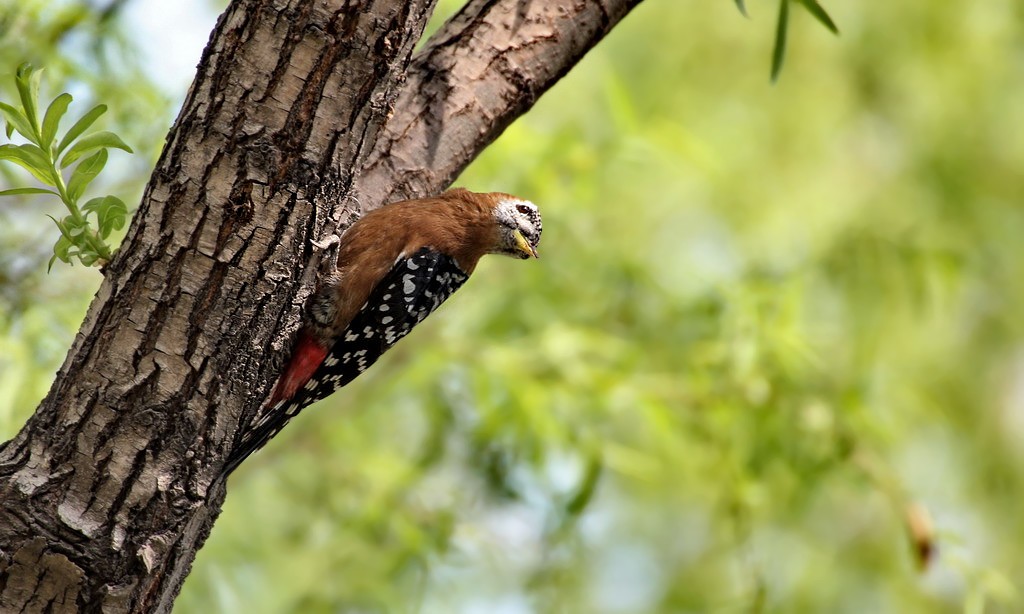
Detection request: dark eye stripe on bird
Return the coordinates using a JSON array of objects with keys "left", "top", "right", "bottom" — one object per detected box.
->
[{"left": 223, "top": 188, "right": 540, "bottom": 474}]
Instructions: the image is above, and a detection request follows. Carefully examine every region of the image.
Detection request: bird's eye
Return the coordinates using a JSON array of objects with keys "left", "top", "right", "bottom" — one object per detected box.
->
[{"left": 516, "top": 204, "right": 532, "bottom": 214}]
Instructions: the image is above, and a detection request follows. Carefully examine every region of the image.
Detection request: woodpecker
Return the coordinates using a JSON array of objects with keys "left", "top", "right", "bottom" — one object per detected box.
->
[{"left": 226, "top": 188, "right": 542, "bottom": 472}]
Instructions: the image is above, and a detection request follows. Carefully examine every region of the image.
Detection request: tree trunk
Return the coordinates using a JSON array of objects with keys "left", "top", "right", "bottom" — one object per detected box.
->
[{"left": 0, "top": 0, "right": 643, "bottom": 611}]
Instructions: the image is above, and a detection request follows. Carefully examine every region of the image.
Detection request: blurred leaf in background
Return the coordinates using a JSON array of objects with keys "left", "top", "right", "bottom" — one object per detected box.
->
[{"left": 4, "top": 0, "right": 1024, "bottom": 612}]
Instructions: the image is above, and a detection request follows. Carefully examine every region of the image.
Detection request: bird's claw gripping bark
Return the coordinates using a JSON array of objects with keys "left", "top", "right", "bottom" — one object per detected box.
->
[{"left": 311, "top": 234, "right": 342, "bottom": 250}]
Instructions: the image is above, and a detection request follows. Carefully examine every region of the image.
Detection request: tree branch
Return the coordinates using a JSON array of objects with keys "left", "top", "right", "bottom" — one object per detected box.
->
[
  {"left": 0, "top": 1, "right": 435, "bottom": 611},
  {"left": 355, "top": 0, "right": 646, "bottom": 207}
]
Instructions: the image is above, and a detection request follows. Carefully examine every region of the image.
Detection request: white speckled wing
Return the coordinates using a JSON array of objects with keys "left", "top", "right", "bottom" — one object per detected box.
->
[{"left": 229, "top": 248, "right": 468, "bottom": 470}]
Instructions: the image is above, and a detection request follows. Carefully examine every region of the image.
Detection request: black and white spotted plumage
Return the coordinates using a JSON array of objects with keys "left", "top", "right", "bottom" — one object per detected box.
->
[
  {"left": 221, "top": 188, "right": 541, "bottom": 475},
  {"left": 225, "top": 248, "right": 468, "bottom": 472}
]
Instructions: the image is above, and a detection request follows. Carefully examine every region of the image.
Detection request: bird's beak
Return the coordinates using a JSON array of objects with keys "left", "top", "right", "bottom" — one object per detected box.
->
[{"left": 513, "top": 229, "right": 539, "bottom": 258}]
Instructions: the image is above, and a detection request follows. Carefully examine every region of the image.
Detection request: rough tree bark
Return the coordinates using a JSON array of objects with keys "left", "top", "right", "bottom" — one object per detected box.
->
[{"left": 0, "top": 0, "right": 643, "bottom": 612}]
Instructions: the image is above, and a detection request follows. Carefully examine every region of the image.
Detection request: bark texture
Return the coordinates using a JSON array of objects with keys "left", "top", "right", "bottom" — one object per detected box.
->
[
  {"left": 0, "top": 0, "right": 436, "bottom": 611},
  {"left": 0, "top": 0, "right": 644, "bottom": 612},
  {"left": 356, "top": 0, "right": 646, "bottom": 205}
]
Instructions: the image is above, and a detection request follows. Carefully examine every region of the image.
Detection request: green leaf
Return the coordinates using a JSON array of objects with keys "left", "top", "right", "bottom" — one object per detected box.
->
[
  {"left": 54, "top": 217, "right": 103, "bottom": 267},
  {"left": 60, "top": 130, "right": 132, "bottom": 168},
  {"left": 0, "top": 143, "right": 55, "bottom": 184},
  {"left": 79, "top": 248, "right": 99, "bottom": 266},
  {"left": 67, "top": 149, "right": 107, "bottom": 203},
  {"left": 47, "top": 214, "right": 68, "bottom": 239},
  {"left": 41, "top": 93, "right": 73, "bottom": 150},
  {"left": 56, "top": 104, "right": 106, "bottom": 155},
  {"left": 0, "top": 187, "right": 58, "bottom": 197},
  {"left": 771, "top": 0, "right": 790, "bottom": 83},
  {"left": 49, "top": 214, "right": 86, "bottom": 240},
  {"left": 0, "top": 101, "right": 36, "bottom": 142},
  {"left": 52, "top": 232, "right": 72, "bottom": 256},
  {"left": 734, "top": 0, "right": 748, "bottom": 18},
  {"left": 48, "top": 234, "right": 73, "bottom": 272},
  {"left": 565, "top": 455, "right": 604, "bottom": 517},
  {"left": 14, "top": 63, "right": 41, "bottom": 135},
  {"left": 83, "top": 195, "right": 127, "bottom": 239},
  {"left": 798, "top": 0, "right": 839, "bottom": 34}
]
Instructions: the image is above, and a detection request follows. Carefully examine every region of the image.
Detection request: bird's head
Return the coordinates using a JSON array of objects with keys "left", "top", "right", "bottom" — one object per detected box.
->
[{"left": 491, "top": 196, "right": 542, "bottom": 259}]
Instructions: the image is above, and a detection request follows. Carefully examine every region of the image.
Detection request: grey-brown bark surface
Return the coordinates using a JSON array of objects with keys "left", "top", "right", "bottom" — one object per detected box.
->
[
  {"left": 356, "top": 0, "right": 644, "bottom": 204},
  {"left": 0, "top": 0, "right": 643, "bottom": 612}
]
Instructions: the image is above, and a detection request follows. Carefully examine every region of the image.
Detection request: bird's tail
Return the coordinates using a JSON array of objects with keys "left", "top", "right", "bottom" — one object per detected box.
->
[
  {"left": 222, "top": 332, "right": 328, "bottom": 476},
  {"left": 222, "top": 398, "right": 293, "bottom": 476}
]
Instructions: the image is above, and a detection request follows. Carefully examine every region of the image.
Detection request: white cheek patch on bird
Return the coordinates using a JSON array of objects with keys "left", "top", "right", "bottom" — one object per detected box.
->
[{"left": 231, "top": 248, "right": 469, "bottom": 467}]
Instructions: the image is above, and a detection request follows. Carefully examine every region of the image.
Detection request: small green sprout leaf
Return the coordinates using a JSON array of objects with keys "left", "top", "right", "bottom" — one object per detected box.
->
[
  {"left": 67, "top": 149, "right": 108, "bottom": 203},
  {"left": 0, "top": 143, "right": 54, "bottom": 184},
  {"left": 798, "top": 0, "right": 839, "bottom": 34},
  {"left": 14, "top": 63, "right": 42, "bottom": 137},
  {"left": 79, "top": 248, "right": 99, "bottom": 267},
  {"left": 82, "top": 195, "right": 127, "bottom": 239},
  {"left": 60, "top": 130, "right": 131, "bottom": 168},
  {"left": 0, "top": 101, "right": 35, "bottom": 142},
  {"left": 771, "top": 0, "right": 790, "bottom": 83},
  {"left": 46, "top": 214, "right": 67, "bottom": 238},
  {"left": 59, "top": 215, "right": 89, "bottom": 238},
  {"left": 41, "top": 93, "right": 73, "bottom": 149},
  {"left": 768, "top": 0, "right": 838, "bottom": 80},
  {"left": 734, "top": 0, "right": 748, "bottom": 18},
  {"left": 56, "top": 104, "right": 106, "bottom": 155},
  {"left": 0, "top": 187, "right": 58, "bottom": 197},
  {"left": 48, "top": 235, "right": 73, "bottom": 271}
]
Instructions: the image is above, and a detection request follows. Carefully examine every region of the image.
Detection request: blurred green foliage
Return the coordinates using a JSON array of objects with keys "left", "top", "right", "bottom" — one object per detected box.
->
[{"left": 3, "top": 1, "right": 1024, "bottom": 612}]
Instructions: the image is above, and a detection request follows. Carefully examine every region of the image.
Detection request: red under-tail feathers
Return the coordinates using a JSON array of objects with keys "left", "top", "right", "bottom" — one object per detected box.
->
[{"left": 267, "top": 331, "right": 328, "bottom": 407}]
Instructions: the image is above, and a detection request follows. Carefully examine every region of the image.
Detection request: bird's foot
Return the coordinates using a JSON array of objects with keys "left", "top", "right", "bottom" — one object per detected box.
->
[{"left": 311, "top": 234, "right": 341, "bottom": 250}]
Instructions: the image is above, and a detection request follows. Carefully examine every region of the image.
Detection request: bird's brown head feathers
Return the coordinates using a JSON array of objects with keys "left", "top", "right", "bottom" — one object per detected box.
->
[{"left": 438, "top": 188, "right": 542, "bottom": 261}]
